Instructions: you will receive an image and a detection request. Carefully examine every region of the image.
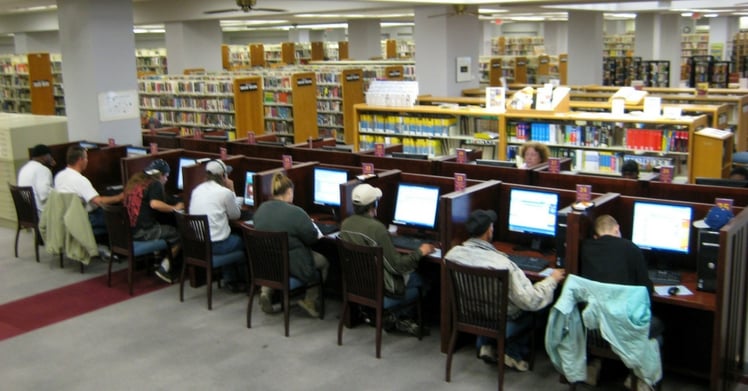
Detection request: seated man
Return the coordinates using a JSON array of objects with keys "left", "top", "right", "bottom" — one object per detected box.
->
[
  {"left": 580, "top": 214, "right": 663, "bottom": 387},
  {"left": 444, "top": 209, "right": 565, "bottom": 371},
  {"left": 339, "top": 183, "right": 435, "bottom": 336},
  {"left": 54, "top": 144, "right": 123, "bottom": 231},
  {"left": 729, "top": 166, "right": 748, "bottom": 181},
  {"left": 621, "top": 160, "right": 640, "bottom": 179},
  {"left": 17, "top": 144, "right": 56, "bottom": 217}
]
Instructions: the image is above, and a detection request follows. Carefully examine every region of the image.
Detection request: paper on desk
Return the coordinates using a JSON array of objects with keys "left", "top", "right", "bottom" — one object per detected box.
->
[
  {"left": 654, "top": 285, "right": 692, "bottom": 296},
  {"left": 538, "top": 268, "right": 554, "bottom": 277},
  {"left": 430, "top": 248, "right": 442, "bottom": 259}
]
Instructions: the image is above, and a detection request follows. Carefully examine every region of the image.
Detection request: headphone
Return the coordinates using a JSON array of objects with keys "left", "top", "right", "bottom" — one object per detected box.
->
[{"left": 206, "top": 159, "right": 228, "bottom": 178}]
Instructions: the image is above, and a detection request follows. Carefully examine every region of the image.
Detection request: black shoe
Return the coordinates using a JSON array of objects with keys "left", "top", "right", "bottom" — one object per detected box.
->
[{"left": 226, "top": 281, "right": 247, "bottom": 294}]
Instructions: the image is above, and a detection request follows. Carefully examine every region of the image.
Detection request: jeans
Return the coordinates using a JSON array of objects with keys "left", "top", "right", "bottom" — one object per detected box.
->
[
  {"left": 212, "top": 233, "right": 245, "bottom": 283},
  {"left": 88, "top": 208, "right": 106, "bottom": 234},
  {"left": 476, "top": 311, "right": 535, "bottom": 361}
]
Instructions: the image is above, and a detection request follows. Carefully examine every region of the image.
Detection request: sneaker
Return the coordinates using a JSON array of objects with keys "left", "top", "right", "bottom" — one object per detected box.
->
[
  {"left": 155, "top": 265, "right": 173, "bottom": 284},
  {"left": 298, "top": 298, "right": 320, "bottom": 318},
  {"left": 504, "top": 354, "right": 529, "bottom": 372},
  {"left": 259, "top": 293, "right": 274, "bottom": 314},
  {"left": 478, "top": 345, "right": 498, "bottom": 364},
  {"left": 636, "top": 378, "right": 655, "bottom": 391},
  {"left": 586, "top": 358, "right": 602, "bottom": 386},
  {"left": 395, "top": 318, "right": 428, "bottom": 337}
]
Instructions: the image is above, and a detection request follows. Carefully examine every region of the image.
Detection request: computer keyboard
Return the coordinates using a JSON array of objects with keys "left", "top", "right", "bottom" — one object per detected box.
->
[
  {"left": 390, "top": 235, "right": 424, "bottom": 251},
  {"left": 316, "top": 222, "right": 339, "bottom": 235},
  {"left": 648, "top": 269, "right": 681, "bottom": 285},
  {"left": 508, "top": 254, "right": 550, "bottom": 272}
]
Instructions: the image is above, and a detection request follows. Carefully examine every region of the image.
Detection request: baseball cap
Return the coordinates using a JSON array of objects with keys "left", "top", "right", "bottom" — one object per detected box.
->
[
  {"left": 30, "top": 144, "right": 52, "bottom": 158},
  {"left": 144, "top": 159, "right": 170, "bottom": 176},
  {"left": 352, "top": 184, "right": 382, "bottom": 206},
  {"left": 693, "top": 206, "right": 734, "bottom": 230},
  {"left": 466, "top": 209, "right": 497, "bottom": 236},
  {"left": 205, "top": 159, "right": 232, "bottom": 176}
]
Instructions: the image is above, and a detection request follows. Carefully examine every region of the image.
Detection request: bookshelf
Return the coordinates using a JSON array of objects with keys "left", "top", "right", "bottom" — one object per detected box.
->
[
  {"left": 295, "top": 42, "right": 312, "bottom": 64},
  {"left": 603, "top": 34, "right": 634, "bottom": 57},
  {"left": 281, "top": 42, "right": 296, "bottom": 65},
  {"left": 264, "top": 43, "right": 282, "bottom": 66},
  {"left": 731, "top": 31, "right": 748, "bottom": 77},
  {"left": 138, "top": 74, "right": 254, "bottom": 138},
  {"left": 309, "top": 60, "right": 416, "bottom": 92},
  {"left": 314, "top": 68, "right": 365, "bottom": 144},
  {"left": 691, "top": 128, "right": 733, "bottom": 182},
  {"left": 491, "top": 36, "right": 545, "bottom": 56},
  {"left": 0, "top": 53, "right": 56, "bottom": 115},
  {"left": 483, "top": 55, "right": 562, "bottom": 86},
  {"left": 602, "top": 56, "right": 641, "bottom": 86},
  {"left": 338, "top": 41, "right": 349, "bottom": 60},
  {"left": 641, "top": 60, "right": 670, "bottom": 87},
  {"left": 261, "top": 70, "right": 318, "bottom": 143},
  {"left": 135, "top": 48, "right": 167, "bottom": 75},
  {"left": 311, "top": 42, "right": 325, "bottom": 62},
  {"left": 51, "top": 53, "right": 65, "bottom": 115}
]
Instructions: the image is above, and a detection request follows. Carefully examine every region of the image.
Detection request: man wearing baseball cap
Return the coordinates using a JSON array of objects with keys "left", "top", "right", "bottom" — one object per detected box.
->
[
  {"left": 444, "top": 209, "right": 566, "bottom": 371},
  {"left": 18, "top": 144, "right": 56, "bottom": 215},
  {"left": 339, "top": 183, "right": 435, "bottom": 336},
  {"left": 123, "top": 159, "right": 184, "bottom": 283}
]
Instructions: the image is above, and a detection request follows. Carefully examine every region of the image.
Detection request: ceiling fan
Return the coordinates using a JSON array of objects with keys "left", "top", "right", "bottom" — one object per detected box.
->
[
  {"left": 428, "top": 4, "right": 480, "bottom": 19},
  {"left": 205, "top": 0, "right": 286, "bottom": 15}
]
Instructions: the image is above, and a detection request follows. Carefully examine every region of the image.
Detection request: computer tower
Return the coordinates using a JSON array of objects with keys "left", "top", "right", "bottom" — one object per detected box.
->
[{"left": 696, "top": 229, "right": 720, "bottom": 292}]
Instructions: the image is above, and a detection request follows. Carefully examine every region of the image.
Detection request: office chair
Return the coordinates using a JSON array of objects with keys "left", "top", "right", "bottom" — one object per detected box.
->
[
  {"left": 101, "top": 204, "right": 170, "bottom": 295},
  {"left": 8, "top": 184, "right": 43, "bottom": 263},
  {"left": 242, "top": 226, "right": 324, "bottom": 337},
  {"left": 175, "top": 212, "right": 245, "bottom": 310},
  {"left": 336, "top": 237, "right": 423, "bottom": 358}
]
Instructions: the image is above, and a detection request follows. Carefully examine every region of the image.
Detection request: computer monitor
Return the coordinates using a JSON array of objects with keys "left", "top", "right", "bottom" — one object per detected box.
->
[
  {"left": 203, "top": 133, "right": 228, "bottom": 141},
  {"left": 156, "top": 131, "right": 178, "bottom": 137},
  {"left": 631, "top": 200, "right": 692, "bottom": 255},
  {"left": 391, "top": 152, "right": 429, "bottom": 160},
  {"left": 126, "top": 146, "right": 148, "bottom": 157},
  {"left": 392, "top": 183, "right": 441, "bottom": 231},
  {"left": 694, "top": 177, "right": 748, "bottom": 188},
  {"left": 257, "top": 140, "right": 285, "bottom": 147},
  {"left": 79, "top": 141, "right": 99, "bottom": 149},
  {"left": 321, "top": 145, "right": 353, "bottom": 152},
  {"left": 508, "top": 188, "right": 559, "bottom": 252},
  {"left": 244, "top": 171, "right": 256, "bottom": 206},
  {"left": 475, "top": 159, "right": 516, "bottom": 168},
  {"left": 177, "top": 157, "right": 196, "bottom": 191},
  {"left": 312, "top": 167, "right": 348, "bottom": 208}
]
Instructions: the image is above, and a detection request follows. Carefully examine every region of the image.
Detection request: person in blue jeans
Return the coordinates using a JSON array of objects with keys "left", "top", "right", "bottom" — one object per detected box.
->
[{"left": 444, "top": 209, "right": 566, "bottom": 371}]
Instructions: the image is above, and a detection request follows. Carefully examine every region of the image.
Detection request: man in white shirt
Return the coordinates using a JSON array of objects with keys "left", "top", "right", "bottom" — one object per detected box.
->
[
  {"left": 54, "top": 144, "right": 123, "bottom": 230},
  {"left": 17, "top": 144, "right": 56, "bottom": 216}
]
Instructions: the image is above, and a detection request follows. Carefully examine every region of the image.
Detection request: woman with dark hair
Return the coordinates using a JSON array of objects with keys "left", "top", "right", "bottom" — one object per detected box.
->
[
  {"left": 252, "top": 172, "right": 329, "bottom": 317},
  {"left": 123, "top": 159, "right": 183, "bottom": 283}
]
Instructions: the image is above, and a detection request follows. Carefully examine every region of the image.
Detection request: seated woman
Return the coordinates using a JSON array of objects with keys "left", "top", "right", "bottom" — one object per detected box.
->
[
  {"left": 123, "top": 159, "right": 184, "bottom": 283},
  {"left": 518, "top": 141, "right": 550, "bottom": 168},
  {"left": 252, "top": 172, "right": 329, "bottom": 318}
]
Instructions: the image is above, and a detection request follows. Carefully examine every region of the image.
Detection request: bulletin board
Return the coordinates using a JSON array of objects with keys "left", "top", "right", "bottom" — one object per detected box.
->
[{"left": 98, "top": 90, "right": 139, "bottom": 122}]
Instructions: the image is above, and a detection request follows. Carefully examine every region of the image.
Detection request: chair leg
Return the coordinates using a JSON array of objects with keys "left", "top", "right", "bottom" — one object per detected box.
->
[
  {"left": 283, "top": 289, "right": 290, "bottom": 337},
  {"left": 445, "top": 329, "right": 459, "bottom": 382},
  {"left": 497, "top": 339, "right": 506, "bottom": 391},
  {"left": 179, "top": 264, "right": 186, "bottom": 303},
  {"left": 107, "top": 252, "right": 114, "bottom": 288},
  {"left": 207, "top": 267, "right": 213, "bottom": 310},
  {"left": 13, "top": 227, "right": 20, "bottom": 258},
  {"left": 128, "top": 256, "right": 134, "bottom": 296},
  {"left": 247, "top": 283, "right": 256, "bottom": 328},
  {"left": 416, "top": 289, "right": 423, "bottom": 340},
  {"left": 338, "top": 301, "right": 348, "bottom": 346},
  {"left": 59, "top": 253, "right": 64, "bottom": 268},
  {"left": 375, "top": 307, "right": 382, "bottom": 359},
  {"left": 33, "top": 229, "right": 40, "bottom": 263}
]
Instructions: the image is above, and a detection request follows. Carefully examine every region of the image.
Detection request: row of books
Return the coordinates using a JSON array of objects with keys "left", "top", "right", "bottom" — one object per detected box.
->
[
  {"left": 358, "top": 113, "right": 457, "bottom": 137},
  {"left": 139, "top": 97, "right": 234, "bottom": 112},
  {"left": 317, "top": 113, "right": 343, "bottom": 127},
  {"left": 264, "top": 106, "right": 292, "bottom": 120},
  {"left": 139, "top": 80, "right": 234, "bottom": 95},
  {"left": 624, "top": 128, "right": 689, "bottom": 152},
  {"left": 317, "top": 100, "right": 342, "bottom": 112},
  {"left": 265, "top": 120, "right": 293, "bottom": 135},
  {"left": 263, "top": 91, "right": 292, "bottom": 104},
  {"left": 154, "top": 111, "right": 235, "bottom": 128},
  {"left": 358, "top": 134, "right": 443, "bottom": 156},
  {"left": 318, "top": 85, "right": 341, "bottom": 99}
]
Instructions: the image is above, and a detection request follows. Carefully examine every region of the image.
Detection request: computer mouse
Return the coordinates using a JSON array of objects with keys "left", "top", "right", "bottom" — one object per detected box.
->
[{"left": 668, "top": 286, "right": 680, "bottom": 296}]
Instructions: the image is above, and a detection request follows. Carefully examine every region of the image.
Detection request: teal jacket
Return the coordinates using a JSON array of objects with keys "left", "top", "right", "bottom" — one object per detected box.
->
[
  {"left": 545, "top": 274, "right": 662, "bottom": 386},
  {"left": 39, "top": 190, "right": 98, "bottom": 265}
]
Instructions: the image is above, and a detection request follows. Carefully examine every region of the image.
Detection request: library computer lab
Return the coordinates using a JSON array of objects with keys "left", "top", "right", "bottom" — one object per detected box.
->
[{"left": 2, "top": 1, "right": 748, "bottom": 390}]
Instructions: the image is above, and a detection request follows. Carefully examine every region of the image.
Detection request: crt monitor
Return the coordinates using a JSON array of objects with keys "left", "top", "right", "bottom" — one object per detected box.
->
[
  {"left": 244, "top": 171, "right": 256, "bottom": 206},
  {"left": 631, "top": 201, "right": 692, "bottom": 254},
  {"left": 312, "top": 167, "right": 348, "bottom": 207},
  {"left": 392, "top": 183, "right": 441, "bottom": 231},
  {"left": 508, "top": 188, "right": 559, "bottom": 251},
  {"left": 177, "top": 157, "right": 196, "bottom": 190}
]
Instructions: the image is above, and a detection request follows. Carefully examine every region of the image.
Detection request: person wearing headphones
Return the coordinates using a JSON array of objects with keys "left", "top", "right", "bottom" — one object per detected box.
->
[
  {"left": 189, "top": 159, "right": 246, "bottom": 292},
  {"left": 123, "top": 159, "right": 184, "bottom": 283}
]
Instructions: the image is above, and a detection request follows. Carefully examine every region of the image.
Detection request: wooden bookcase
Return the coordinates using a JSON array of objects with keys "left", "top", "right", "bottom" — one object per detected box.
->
[
  {"left": 232, "top": 76, "right": 264, "bottom": 139},
  {"left": 690, "top": 128, "right": 734, "bottom": 182},
  {"left": 0, "top": 53, "right": 56, "bottom": 115},
  {"left": 311, "top": 42, "right": 325, "bottom": 61},
  {"left": 281, "top": 42, "right": 296, "bottom": 65},
  {"left": 313, "top": 68, "right": 364, "bottom": 144},
  {"left": 261, "top": 70, "right": 319, "bottom": 143},
  {"left": 250, "top": 44, "right": 266, "bottom": 67},
  {"left": 135, "top": 48, "right": 167, "bottom": 75},
  {"left": 338, "top": 41, "right": 349, "bottom": 60}
]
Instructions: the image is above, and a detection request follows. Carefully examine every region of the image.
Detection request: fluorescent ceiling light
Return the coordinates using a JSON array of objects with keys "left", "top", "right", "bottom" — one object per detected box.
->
[{"left": 220, "top": 20, "right": 288, "bottom": 26}]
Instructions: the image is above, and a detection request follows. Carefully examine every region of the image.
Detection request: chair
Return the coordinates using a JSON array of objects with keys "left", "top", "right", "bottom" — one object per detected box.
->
[
  {"left": 8, "top": 184, "right": 42, "bottom": 263},
  {"left": 444, "top": 258, "right": 535, "bottom": 391},
  {"left": 242, "top": 227, "right": 324, "bottom": 337},
  {"left": 175, "top": 212, "right": 245, "bottom": 310},
  {"left": 100, "top": 204, "right": 170, "bottom": 295},
  {"left": 335, "top": 238, "right": 423, "bottom": 358}
]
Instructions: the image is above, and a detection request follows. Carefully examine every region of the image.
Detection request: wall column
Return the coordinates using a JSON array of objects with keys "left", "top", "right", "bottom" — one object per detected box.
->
[
  {"left": 347, "top": 19, "right": 381, "bottom": 60},
  {"left": 544, "top": 21, "right": 567, "bottom": 55},
  {"left": 57, "top": 0, "right": 140, "bottom": 145},
  {"left": 709, "top": 16, "right": 740, "bottom": 61},
  {"left": 165, "top": 20, "right": 222, "bottom": 73},
  {"left": 414, "top": 5, "right": 480, "bottom": 96},
  {"left": 567, "top": 11, "right": 603, "bottom": 85}
]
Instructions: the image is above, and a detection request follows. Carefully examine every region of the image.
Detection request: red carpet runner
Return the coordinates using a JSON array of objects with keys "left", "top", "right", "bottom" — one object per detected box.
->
[{"left": 0, "top": 270, "right": 168, "bottom": 341}]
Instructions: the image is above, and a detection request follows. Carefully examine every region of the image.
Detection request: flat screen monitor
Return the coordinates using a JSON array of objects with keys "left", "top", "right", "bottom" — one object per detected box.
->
[
  {"left": 177, "top": 157, "right": 196, "bottom": 191},
  {"left": 476, "top": 159, "right": 516, "bottom": 168},
  {"left": 257, "top": 140, "right": 285, "bottom": 147},
  {"left": 126, "top": 146, "right": 148, "bottom": 157},
  {"left": 631, "top": 201, "right": 692, "bottom": 254},
  {"left": 244, "top": 171, "right": 256, "bottom": 206},
  {"left": 391, "top": 152, "right": 429, "bottom": 160},
  {"left": 156, "top": 131, "right": 178, "bottom": 137},
  {"left": 312, "top": 167, "right": 348, "bottom": 207},
  {"left": 694, "top": 177, "right": 748, "bottom": 188},
  {"left": 322, "top": 145, "right": 353, "bottom": 152},
  {"left": 392, "top": 183, "right": 441, "bottom": 231},
  {"left": 203, "top": 134, "right": 228, "bottom": 141},
  {"left": 79, "top": 142, "right": 99, "bottom": 149},
  {"left": 508, "top": 188, "right": 559, "bottom": 246}
]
